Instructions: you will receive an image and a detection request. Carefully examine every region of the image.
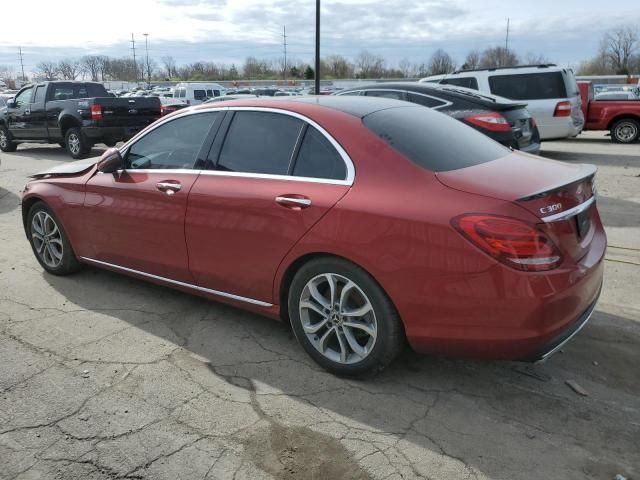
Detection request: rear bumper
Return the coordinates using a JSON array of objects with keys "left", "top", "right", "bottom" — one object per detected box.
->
[{"left": 537, "top": 118, "right": 583, "bottom": 140}]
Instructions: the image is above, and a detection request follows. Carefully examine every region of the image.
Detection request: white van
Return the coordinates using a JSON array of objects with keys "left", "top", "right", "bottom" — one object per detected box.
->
[
  {"left": 421, "top": 65, "right": 584, "bottom": 140},
  {"left": 173, "top": 82, "right": 227, "bottom": 105}
]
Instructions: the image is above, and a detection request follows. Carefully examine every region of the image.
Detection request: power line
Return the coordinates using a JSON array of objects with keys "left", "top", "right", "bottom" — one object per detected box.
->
[
  {"left": 18, "top": 46, "right": 26, "bottom": 81},
  {"left": 131, "top": 33, "right": 137, "bottom": 83},
  {"left": 282, "top": 25, "right": 288, "bottom": 81}
]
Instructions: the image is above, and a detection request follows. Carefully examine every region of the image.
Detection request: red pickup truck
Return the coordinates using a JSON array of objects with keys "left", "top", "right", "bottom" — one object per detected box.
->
[{"left": 578, "top": 81, "right": 640, "bottom": 143}]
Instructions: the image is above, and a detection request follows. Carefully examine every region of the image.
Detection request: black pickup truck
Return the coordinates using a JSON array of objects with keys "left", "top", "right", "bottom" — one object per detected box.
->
[{"left": 0, "top": 81, "right": 161, "bottom": 158}]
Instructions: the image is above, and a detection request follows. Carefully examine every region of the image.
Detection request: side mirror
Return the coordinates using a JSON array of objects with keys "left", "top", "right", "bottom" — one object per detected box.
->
[
  {"left": 6, "top": 100, "right": 16, "bottom": 109},
  {"left": 97, "top": 148, "right": 124, "bottom": 173}
]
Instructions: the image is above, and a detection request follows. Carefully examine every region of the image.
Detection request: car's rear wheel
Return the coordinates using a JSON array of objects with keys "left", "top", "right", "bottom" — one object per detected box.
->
[
  {"left": 288, "top": 257, "right": 404, "bottom": 376},
  {"left": 0, "top": 126, "right": 17, "bottom": 152},
  {"left": 65, "top": 127, "right": 91, "bottom": 159},
  {"left": 27, "top": 202, "right": 82, "bottom": 275},
  {"left": 611, "top": 118, "right": 639, "bottom": 143}
]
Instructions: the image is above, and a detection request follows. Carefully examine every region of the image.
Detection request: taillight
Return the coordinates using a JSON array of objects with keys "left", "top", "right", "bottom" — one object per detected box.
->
[
  {"left": 553, "top": 101, "right": 572, "bottom": 117},
  {"left": 464, "top": 112, "right": 512, "bottom": 132},
  {"left": 160, "top": 104, "right": 167, "bottom": 116},
  {"left": 91, "top": 104, "right": 103, "bottom": 121},
  {"left": 452, "top": 214, "right": 562, "bottom": 272}
]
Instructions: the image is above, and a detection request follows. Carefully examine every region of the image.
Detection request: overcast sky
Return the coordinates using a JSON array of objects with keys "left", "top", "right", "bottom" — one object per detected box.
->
[{"left": 1, "top": 0, "right": 639, "bottom": 74}]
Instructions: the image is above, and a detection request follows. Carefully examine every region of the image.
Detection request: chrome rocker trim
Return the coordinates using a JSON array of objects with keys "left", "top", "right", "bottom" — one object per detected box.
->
[
  {"left": 541, "top": 196, "right": 596, "bottom": 223},
  {"left": 78, "top": 257, "right": 273, "bottom": 307}
]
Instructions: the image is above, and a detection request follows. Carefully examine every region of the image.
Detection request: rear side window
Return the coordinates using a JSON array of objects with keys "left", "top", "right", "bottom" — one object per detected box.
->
[
  {"left": 217, "top": 112, "right": 303, "bottom": 175},
  {"left": 292, "top": 127, "right": 346, "bottom": 180},
  {"left": 441, "top": 77, "right": 479, "bottom": 90},
  {"left": 34, "top": 86, "right": 47, "bottom": 104},
  {"left": 489, "top": 72, "right": 567, "bottom": 100},
  {"left": 363, "top": 106, "right": 508, "bottom": 172},
  {"left": 365, "top": 90, "right": 406, "bottom": 100},
  {"left": 194, "top": 90, "right": 206, "bottom": 100},
  {"left": 407, "top": 92, "right": 447, "bottom": 108}
]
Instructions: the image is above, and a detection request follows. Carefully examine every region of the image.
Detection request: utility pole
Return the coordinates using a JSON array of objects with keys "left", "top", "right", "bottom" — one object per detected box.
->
[
  {"left": 282, "top": 26, "right": 287, "bottom": 82},
  {"left": 143, "top": 33, "right": 150, "bottom": 85},
  {"left": 131, "top": 33, "right": 138, "bottom": 84},
  {"left": 505, "top": 18, "right": 510, "bottom": 51},
  {"left": 315, "top": 0, "right": 320, "bottom": 95},
  {"left": 18, "top": 46, "right": 25, "bottom": 82}
]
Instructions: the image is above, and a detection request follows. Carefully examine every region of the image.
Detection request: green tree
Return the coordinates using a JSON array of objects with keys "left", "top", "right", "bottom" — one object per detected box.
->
[{"left": 304, "top": 65, "right": 315, "bottom": 80}]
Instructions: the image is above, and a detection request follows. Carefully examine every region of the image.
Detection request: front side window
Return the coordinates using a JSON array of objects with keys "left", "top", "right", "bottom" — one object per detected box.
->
[
  {"left": 216, "top": 111, "right": 303, "bottom": 175},
  {"left": 489, "top": 72, "right": 567, "bottom": 100},
  {"left": 34, "top": 86, "right": 47, "bottom": 104},
  {"left": 14, "top": 87, "right": 33, "bottom": 107},
  {"left": 206, "top": 89, "right": 214, "bottom": 97},
  {"left": 292, "top": 127, "right": 346, "bottom": 180},
  {"left": 126, "top": 112, "right": 218, "bottom": 169},
  {"left": 365, "top": 90, "right": 406, "bottom": 100}
]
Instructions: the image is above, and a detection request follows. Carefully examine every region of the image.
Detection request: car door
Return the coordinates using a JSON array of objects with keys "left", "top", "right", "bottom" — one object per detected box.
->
[
  {"left": 185, "top": 109, "right": 352, "bottom": 305},
  {"left": 7, "top": 86, "right": 35, "bottom": 139},
  {"left": 83, "top": 111, "right": 221, "bottom": 282},
  {"left": 28, "top": 85, "right": 49, "bottom": 139}
]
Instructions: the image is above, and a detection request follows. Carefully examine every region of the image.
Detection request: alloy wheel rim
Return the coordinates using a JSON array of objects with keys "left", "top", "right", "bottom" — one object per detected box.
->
[
  {"left": 31, "top": 211, "right": 64, "bottom": 268},
  {"left": 68, "top": 134, "right": 80, "bottom": 154},
  {"left": 299, "top": 273, "right": 377, "bottom": 365},
  {"left": 616, "top": 122, "right": 637, "bottom": 142}
]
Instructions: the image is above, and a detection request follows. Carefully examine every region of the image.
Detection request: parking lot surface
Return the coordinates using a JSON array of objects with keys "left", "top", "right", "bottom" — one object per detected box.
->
[{"left": 1, "top": 132, "right": 638, "bottom": 480}]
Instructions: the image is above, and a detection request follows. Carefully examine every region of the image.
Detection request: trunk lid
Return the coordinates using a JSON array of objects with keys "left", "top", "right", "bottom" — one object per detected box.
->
[{"left": 437, "top": 153, "right": 598, "bottom": 262}]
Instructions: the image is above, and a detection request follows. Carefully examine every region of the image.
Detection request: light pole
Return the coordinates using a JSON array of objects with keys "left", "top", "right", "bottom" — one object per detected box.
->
[
  {"left": 143, "top": 33, "right": 150, "bottom": 86},
  {"left": 315, "top": 0, "right": 320, "bottom": 95}
]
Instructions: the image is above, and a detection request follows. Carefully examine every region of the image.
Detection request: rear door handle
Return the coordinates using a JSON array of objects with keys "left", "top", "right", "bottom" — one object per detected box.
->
[
  {"left": 275, "top": 195, "right": 312, "bottom": 209},
  {"left": 156, "top": 181, "right": 182, "bottom": 196}
]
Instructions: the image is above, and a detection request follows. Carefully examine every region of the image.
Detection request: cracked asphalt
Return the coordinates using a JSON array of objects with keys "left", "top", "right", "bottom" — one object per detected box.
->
[{"left": 1, "top": 131, "right": 639, "bottom": 480}]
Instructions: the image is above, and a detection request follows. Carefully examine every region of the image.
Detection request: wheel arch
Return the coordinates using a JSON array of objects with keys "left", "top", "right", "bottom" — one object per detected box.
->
[
  {"left": 59, "top": 115, "right": 81, "bottom": 137},
  {"left": 607, "top": 114, "right": 640, "bottom": 131},
  {"left": 277, "top": 251, "right": 404, "bottom": 334},
  {"left": 21, "top": 195, "right": 46, "bottom": 237}
]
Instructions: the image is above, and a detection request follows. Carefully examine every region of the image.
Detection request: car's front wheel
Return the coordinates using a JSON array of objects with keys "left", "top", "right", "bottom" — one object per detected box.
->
[
  {"left": 0, "top": 126, "right": 17, "bottom": 152},
  {"left": 611, "top": 118, "right": 639, "bottom": 143},
  {"left": 288, "top": 257, "right": 405, "bottom": 376},
  {"left": 27, "top": 202, "right": 82, "bottom": 275}
]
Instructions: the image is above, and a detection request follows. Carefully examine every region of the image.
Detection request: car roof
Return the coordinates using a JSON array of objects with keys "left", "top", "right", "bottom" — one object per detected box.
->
[
  {"left": 338, "top": 82, "right": 524, "bottom": 108},
  {"left": 194, "top": 95, "right": 419, "bottom": 119}
]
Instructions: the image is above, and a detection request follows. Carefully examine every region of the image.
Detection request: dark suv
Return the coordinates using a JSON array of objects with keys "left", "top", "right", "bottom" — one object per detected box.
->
[{"left": 336, "top": 82, "right": 540, "bottom": 154}]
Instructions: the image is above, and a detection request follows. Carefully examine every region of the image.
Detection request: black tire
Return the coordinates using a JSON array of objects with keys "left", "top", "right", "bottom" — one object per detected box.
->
[
  {"left": 610, "top": 118, "right": 639, "bottom": 144},
  {"left": 0, "top": 125, "right": 17, "bottom": 152},
  {"left": 288, "top": 257, "right": 405, "bottom": 377},
  {"left": 65, "top": 127, "right": 91, "bottom": 159},
  {"left": 58, "top": 142, "right": 65, "bottom": 148},
  {"left": 27, "top": 201, "right": 82, "bottom": 275},
  {"left": 103, "top": 139, "right": 117, "bottom": 147}
]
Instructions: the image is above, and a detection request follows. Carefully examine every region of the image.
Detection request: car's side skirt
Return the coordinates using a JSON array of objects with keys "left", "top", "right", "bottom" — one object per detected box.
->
[{"left": 78, "top": 256, "right": 273, "bottom": 308}]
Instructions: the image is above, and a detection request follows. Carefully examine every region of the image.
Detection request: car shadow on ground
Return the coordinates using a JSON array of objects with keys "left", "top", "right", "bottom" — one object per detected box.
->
[
  {"left": 540, "top": 149, "right": 639, "bottom": 168},
  {"left": 41, "top": 265, "right": 640, "bottom": 479},
  {"left": 0, "top": 187, "right": 20, "bottom": 214},
  {"left": 13, "top": 144, "right": 108, "bottom": 163},
  {"left": 597, "top": 196, "right": 640, "bottom": 228}
]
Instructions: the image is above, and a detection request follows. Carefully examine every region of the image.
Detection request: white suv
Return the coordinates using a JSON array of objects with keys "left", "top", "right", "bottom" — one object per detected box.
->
[{"left": 421, "top": 65, "right": 584, "bottom": 140}]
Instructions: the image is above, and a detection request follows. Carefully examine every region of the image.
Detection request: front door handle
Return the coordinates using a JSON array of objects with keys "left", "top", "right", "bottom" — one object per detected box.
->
[
  {"left": 275, "top": 195, "right": 312, "bottom": 209},
  {"left": 156, "top": 181, "right": 182, "bottom": 196}
]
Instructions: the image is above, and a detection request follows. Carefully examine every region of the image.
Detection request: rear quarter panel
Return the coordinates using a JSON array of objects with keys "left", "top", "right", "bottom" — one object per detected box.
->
[{"left": 585, "top": 100, "right": 640, "bottom": 130}]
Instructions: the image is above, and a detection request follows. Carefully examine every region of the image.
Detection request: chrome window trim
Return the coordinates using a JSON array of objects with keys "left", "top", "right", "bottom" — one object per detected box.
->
[
  {"left": 335, "top": 88, "right": 453, "bottom": 110},
  {"left": 78, "top": 257, "right": 273, "bottom": 307},
  {"left": 118, "top": 105, "right": 355, "bottom": 186},
  {"left": 541, "top": 196, "right": 596, "bottom": 223}
]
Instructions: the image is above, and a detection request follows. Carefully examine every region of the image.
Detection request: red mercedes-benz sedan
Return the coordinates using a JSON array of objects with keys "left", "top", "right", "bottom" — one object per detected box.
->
[{"left": 22, "top": 96, "right": 605, "bottom": 376}]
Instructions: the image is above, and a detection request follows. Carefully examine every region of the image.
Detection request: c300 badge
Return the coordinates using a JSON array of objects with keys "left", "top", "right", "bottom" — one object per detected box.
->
[{"left": 540, "top": 203, "right": 562, "bottom": 214}]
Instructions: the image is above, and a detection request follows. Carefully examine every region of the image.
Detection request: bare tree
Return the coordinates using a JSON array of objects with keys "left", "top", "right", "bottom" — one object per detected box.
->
[
  {"left": 428, "top": 49, "right": 455, "bottom": 75},
  {"left": 96, "top": 55, "right": 110, "bottom": 81},
  {"left": 524, "top": 52, "right": 551, "bottom": 65},
  {"left": 324, "top": 55, "right": 354, "bottom": 78},
  {"left": 462, "top": 49, "right": 481, "bottom": 70},
  {"left": 355, "top": 50, "right": 385, "bottom": 78},
  {"left": 57, "top": 59, "right": 81, "bottom": 80},
  {"left": 36, "top": 61, "right": 58, "bottom": 80},
  {"left": 81, "top": 56, "right": 101, "bottom": 81},
  {"left": 161, "top": 56, "right": 176, "bottom": 80},
  {"left": 398, "top": 58, "right": 415, "bottom": 78},
  {"left": 602, "top": 25, "right": 639, "bottom": 74},
  {"left": 479, "top": 47, "right": 519, "bottom": 68}
]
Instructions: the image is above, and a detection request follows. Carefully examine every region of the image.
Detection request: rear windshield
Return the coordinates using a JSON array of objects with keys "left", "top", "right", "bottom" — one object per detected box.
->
[
  {"left": 363, "top": 106, "right": 509, "bottom": 172},
  {"left": 48, "top": 83, "right": 107, "bottom": 100},
  {"left": 489, "top": 72, "right": 567, "bottom": 100},
  {"left": 440, "top": 77, "right": 479, "bottom": 90}
]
